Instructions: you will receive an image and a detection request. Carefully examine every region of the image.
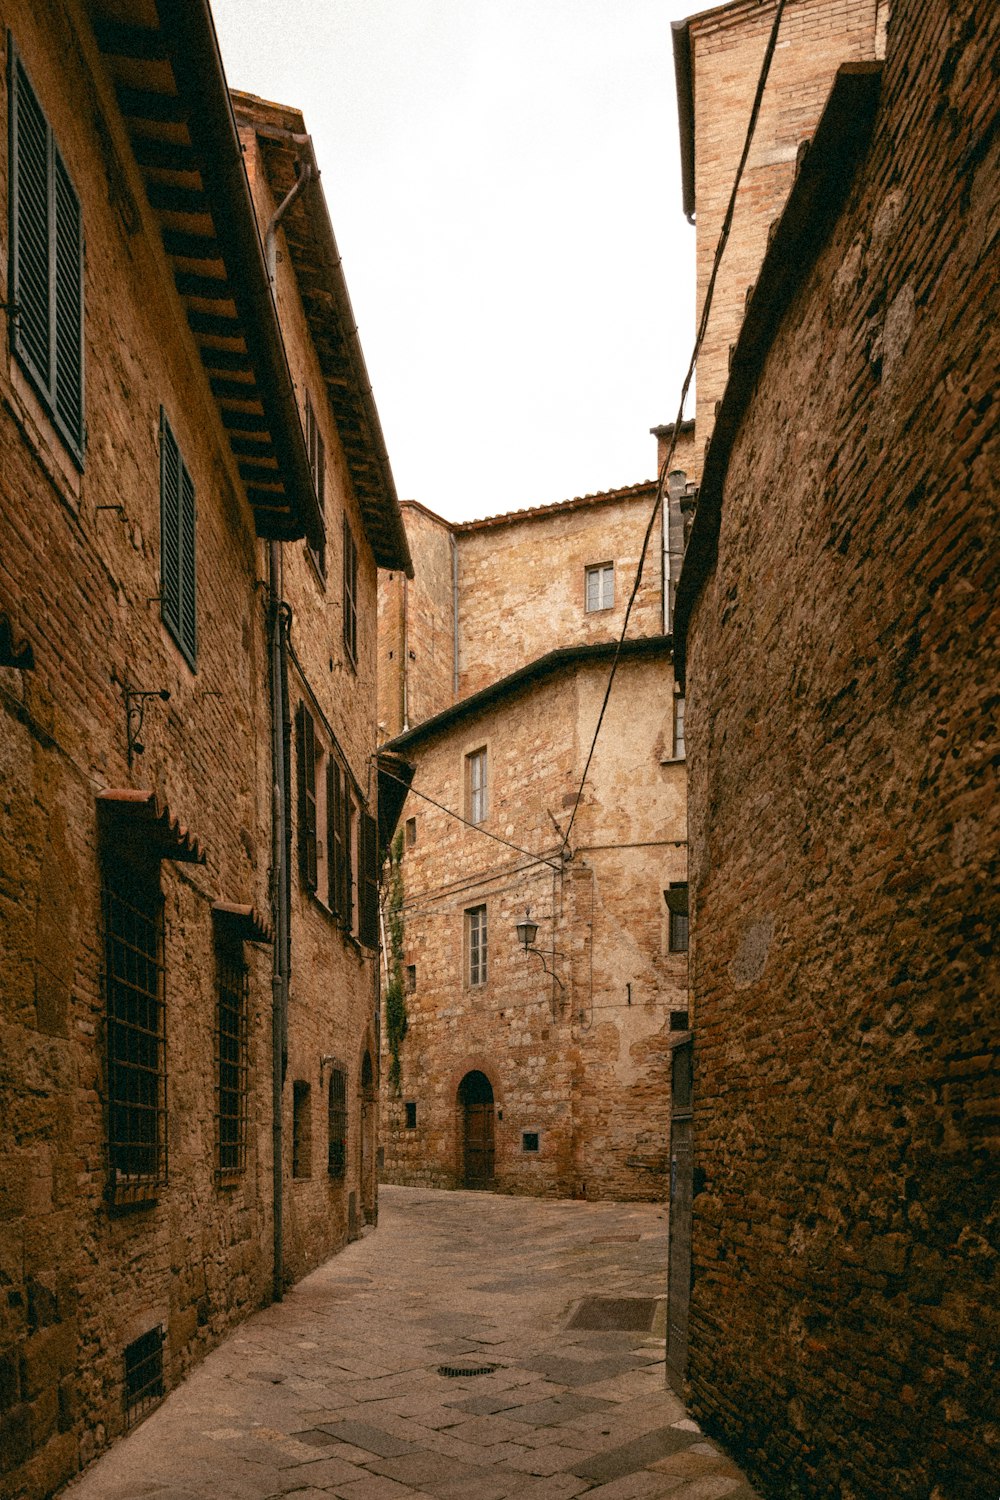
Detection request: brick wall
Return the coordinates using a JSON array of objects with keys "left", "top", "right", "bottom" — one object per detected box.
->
[{"left": 682, "top": 0, "right": 999, "bottom": 1493}]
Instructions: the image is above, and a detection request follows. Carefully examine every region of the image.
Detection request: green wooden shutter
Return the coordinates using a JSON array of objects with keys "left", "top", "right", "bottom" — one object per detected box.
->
[
  {"left": 359, "top": 810, "right": 379, "bottom": 951},
  {"left": 53, "top": 148, "right": 83, "bottom": 451},
  {"left": 179, "top": 464, "right": 196, "bottom": 663},
  {"left": 296, "top": 704, "right": 317, "bottom": 891},
  {"left": 160, "top": 412, "right": 181, "bottom": 643},
  {"left": 10, "top": 53, "right": 50, "bottom": 388},
  {"left": 326, "top": 757, "right": 338, "bottom": 913}
]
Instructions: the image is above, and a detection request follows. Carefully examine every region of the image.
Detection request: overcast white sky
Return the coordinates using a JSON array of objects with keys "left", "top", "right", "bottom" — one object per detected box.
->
[{"left": 211, "top": 1, "right": 696, "bottom": 523}]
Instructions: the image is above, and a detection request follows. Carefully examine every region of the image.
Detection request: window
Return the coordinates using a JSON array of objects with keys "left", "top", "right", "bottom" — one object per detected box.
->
[
  {"left": 343, "top": 518, "right": 358, "bottom": 665},
  {"left": 466, "top": 747, "right": 488, "bottom": 825},
  {"left": 666, "top": 882, "right": 689, "bottom": 953},
  {"left": 466, "top": 904, "right": 488, "bottom": 987},
  {"left": 160, "top": 411, "right": 197, "bottom": 668},
  {"left": 124, "top": 1327, "right": 164, "bottom": 1427},
  {"left": 522, "top": 1131, "right": 540, "bottom": 1153},
  {"left": 292, "top": 1081, "right": 312, "bottom": 1178},
  {"left": 405, "top": 816, "right": 416, "bottom": 848},
  {"left": 405, "top": 963, "right": 416, "bottom": 994},
  {"left": 585, "top": 563, "right": 614, "bottom": 612},
  {"left": 298, "top": 701, "right": 379, "bottom": 944},
  {"left": 8, "top": 45, "right": 84, "bottom": 463},
  {"left": 673, "top": 695, "right": 686, "bottom": 759},
  {"left": 305, "top": 392, "right": 326, "bottom": 575},
  {"left": 405, "top": 1101, "right": 417, "bottom": 1130},
  {"left": 215, "top": 932, "right": 249, "bottom": 1179},
  {"left": 103, "top": 862, "right": 167, "bottom": 1205},
  {"left": 328, "top": 1068, "right": 347, "bottom": 1177}
]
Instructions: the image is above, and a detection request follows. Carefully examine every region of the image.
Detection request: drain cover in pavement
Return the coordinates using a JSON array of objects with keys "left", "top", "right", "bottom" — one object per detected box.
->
[
  {"left": 567, "top": 1296, "right": 658, "bottom": 1331},
  {"left": 437, "top": 1363, "right": 497, "bottom": 1377}
]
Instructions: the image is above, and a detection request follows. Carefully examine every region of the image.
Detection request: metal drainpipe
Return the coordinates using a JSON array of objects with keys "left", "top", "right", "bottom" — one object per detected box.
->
[
  {"left": 402, "top": 572, "right": 410, "bottom": 732},
  {"left": 450, "top": 530, "right": 459, "bottom": 699},
  {"left": 265, "top": 156, "right": 312, "bottom": 1304}
]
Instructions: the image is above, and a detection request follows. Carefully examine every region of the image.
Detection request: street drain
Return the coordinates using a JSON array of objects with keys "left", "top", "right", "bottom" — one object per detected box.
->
[
  {"left": 567, "top": 1296, "right": 659, "bottom": 1332},
  {"left": 437, "top": 1363, "right": 496, "bottom": 1378}
]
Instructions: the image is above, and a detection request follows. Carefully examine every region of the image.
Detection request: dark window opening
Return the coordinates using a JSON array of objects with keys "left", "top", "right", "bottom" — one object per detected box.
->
[
  {"left": 405, "top": 963, "right": 416, "bottom": 994},
  {"left": 292, "top": 1080, "right": 312, "bottom": 1178},
  {"left": 328, "top": 1067, "right": 347, "bottom": 1178},
  {"left": 522, "top": 1131, "right": 540, "bottom": 1153},
  {"left": 215, "top": 935, "right": 249, "bottom": 1179},
  {"left": 666, "top": 882, "right": 689, "bottom": 954},
  {"left": 405, "top": 1101, "right": 417, "bottom": 1129},
  {"left": 103, "top": 864, "right": 166, "bottom": 1206},
  {"left": 124, "top": 1326, "right": 164, "bottom": 1427},
  {"left": 405, "top": 816, "right": 416, "bottom": 848}
]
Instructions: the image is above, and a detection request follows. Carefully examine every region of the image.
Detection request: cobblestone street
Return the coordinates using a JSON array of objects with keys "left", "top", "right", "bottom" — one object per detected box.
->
[{"left": 65, "top": 1187, "right": 759, "bottom": 1500}]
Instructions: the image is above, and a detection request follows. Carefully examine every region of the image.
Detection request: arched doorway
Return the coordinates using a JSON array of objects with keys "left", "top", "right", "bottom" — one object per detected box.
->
[
  {"left": 458, "top": 1070, "right": 495, "bottom": 1188},
  {"left": 360, "top": 1051, "right": 376, "bottom": 1225}
]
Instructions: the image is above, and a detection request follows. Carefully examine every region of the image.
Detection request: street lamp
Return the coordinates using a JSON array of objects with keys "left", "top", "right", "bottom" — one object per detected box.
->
[{"left": 515, "top": 908, "right": 565, "bottom": 992}]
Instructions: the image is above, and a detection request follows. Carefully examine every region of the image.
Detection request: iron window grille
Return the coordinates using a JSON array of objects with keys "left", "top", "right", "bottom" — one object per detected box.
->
[
  {"left": 466, "top": 904, "right": 488, "bottom": 987},
  {"left": 8, "top": 42, "right": 85, "bottom": 465},
  {"left": 328, "top": 1067, "right": 347, "bottom": 1177},
  {"left": 124, "top": 1325, "right": 165, "bottom": 1427},
  {"left": 343, "top": 517, "right": 358, "bottom": 665},
  {"left": 215, "top": 936, "right": 249, "bottom": 1180},
  {"left": 160, "top": 410, "right": 197, "bottom": 669},
  {"left": 103, "top": 875, "right": 167, "bottom": 1206},
  {"left": 585, "top": 562, "right": 614, "bottom": 612},
  {"left": 292, "top": 1080, "right": 312, "bottom": 1178}
]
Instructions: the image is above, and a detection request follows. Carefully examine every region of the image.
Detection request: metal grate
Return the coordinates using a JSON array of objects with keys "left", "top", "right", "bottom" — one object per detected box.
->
[
  {"left": 328, "top": 1068, "right": 347, "bottom": 1178},
  {"left": 437, "top": 1364, "right": 496, "bottom": 1378},
  {"left": 124, "top": 1325, "right": 165, "bottom": 1426},
  {"left": 104, "top": 879, "right": 167, "bottom": 1205},
  {"left": 215, "top": 938, "right": 249, "bottom": 1178}
]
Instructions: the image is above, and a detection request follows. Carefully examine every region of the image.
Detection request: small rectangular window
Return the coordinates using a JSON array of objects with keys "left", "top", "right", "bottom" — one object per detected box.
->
[
  {"left": 522, "top": 1131, "right": 540, "bottom": 1153},
  {"left": 103, "top": 863, "right": 167, "bottom": 1205},
  {"left": 215, "top": 933, "right": 249, "bottom": 1179},
  {"left": 673, "top": 695, "right": 686, "bottom": 759},
  {"left": 405, "top": 963, "right": 416, "bottom": 994},
  {"left": 160, "top": 411, "right": 197, "bottom": 668},
  {"left": 305, "top": 392, "right": 326, "bottom": 575},
  {"left": 405, "top": 816, "right": 416, "bottom": 848},
  {"left": 405, "top": 1101, "right": 417, "bottom": 1130},
  {"left": 666, "top": 882, "right": 689, "bottom": 953},
  {"left": 292, "top": 1080, "right": 312, "bottom": 1178},
  {"left": 466, "top": 747, "right": 488, "bottom": 826},
  {"left": 124, "top": 1326, "right": 164, "bottom": 1427},
  {"left": 343, "top": 518, "right": 358, "bottom": 665},
  {"left": 585, "top": 563, "right": 614, "bottom": 612},
  {"left": 466, "top": 904, "right": 488, "bottom": 987},
  {"left": 9, "top": 45, "right": 85, "bottom": 464},
  {"left": 328, "top": 1068, "right": 347, "bottom": 1178}
]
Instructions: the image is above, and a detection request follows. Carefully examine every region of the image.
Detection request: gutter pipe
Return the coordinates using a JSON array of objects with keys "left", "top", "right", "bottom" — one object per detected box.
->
[{"left": 451, "top": 531, "right": 460, "bottom": 699}]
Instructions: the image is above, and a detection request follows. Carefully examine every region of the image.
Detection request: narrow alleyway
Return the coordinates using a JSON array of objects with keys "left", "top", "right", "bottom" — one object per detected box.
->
[{"left": 65, "top": 1188, "right": 759, "bottom": 1500}]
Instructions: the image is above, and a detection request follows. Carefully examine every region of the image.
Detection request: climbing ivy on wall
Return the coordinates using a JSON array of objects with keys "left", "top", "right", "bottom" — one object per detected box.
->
[{"left": 383, "top": 831, "right": 408, "bottom": 1092}]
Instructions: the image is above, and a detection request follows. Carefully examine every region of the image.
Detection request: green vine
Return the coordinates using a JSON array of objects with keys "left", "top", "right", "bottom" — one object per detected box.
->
[{"left": 384, "top": 830, "right": 408, "bottom": 1093}]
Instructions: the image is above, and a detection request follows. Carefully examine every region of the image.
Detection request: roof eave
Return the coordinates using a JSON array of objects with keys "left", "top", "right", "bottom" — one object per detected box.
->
[{"left": 672, "top": 19, "right": 696, "bottom": 224}]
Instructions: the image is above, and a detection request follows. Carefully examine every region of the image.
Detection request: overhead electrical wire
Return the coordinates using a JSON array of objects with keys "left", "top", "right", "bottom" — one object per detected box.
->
[
  {"left": 559, "top": 0, "right": 790, "bottom": 855},
  {"left": 379, "top": 762, "right": 562, "bottom": 870}
]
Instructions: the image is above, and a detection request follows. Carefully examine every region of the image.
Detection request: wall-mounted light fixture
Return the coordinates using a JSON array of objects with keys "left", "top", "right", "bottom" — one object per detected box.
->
[
  {"left": 121, "top": 677, "right": 170, "bottom": 767},
  {"left": 515, "top": 907, "right": 565, "bottom": 992}
]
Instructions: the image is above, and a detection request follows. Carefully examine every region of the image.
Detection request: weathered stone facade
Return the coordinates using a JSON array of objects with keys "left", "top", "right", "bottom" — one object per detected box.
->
[
  {"left": 674, "top": 0, "right": 998, "bottom": 1494},
  {"left": 379, "top": 483, "right": 690, "bottom": 1200},
  {"left": 0, "top": 12, "right": 407, "bottom": 1496}
]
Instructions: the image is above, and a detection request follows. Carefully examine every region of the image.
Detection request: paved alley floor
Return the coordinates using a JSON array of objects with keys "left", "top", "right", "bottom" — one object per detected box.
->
[{"left": 65, "top": 1187, "right": 760, "bottom": 1500}]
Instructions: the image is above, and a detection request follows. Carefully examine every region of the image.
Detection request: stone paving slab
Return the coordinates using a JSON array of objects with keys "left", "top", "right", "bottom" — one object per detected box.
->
[{"left": 63, "top": 1188, "right": 761, "bottom": 1500}]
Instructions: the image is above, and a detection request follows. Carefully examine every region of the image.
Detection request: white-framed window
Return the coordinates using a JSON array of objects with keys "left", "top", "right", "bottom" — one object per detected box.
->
[
  {"left": 466, "top": 904, "right": 488, "bottom": 987},
  {"left": 673, "top": 695, "right": 686, "bottom": 759},
  {"left": 585, "top": 562, "right": 614, "bottom": 612},
  {"left": 466, "top": 747, "right": 488, "bottom": 825}
]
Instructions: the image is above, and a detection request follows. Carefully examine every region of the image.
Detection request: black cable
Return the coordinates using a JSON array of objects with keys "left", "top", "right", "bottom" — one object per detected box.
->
[
  {"left": 560, "top": 0, "right": 789, "bottom": 853},
  {"left": 380, "top": 763, "right": 562, "bottom": 870}
]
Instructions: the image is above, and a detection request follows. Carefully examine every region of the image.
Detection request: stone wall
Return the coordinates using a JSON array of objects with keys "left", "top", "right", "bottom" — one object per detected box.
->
[
  {"left": 377, "top": 502, "right": 456, "bottom": 740},
  {"left": 681, "top": 0, "right": 999, "bottom": 1493},
  {"left": 0, "top": 18, "right": 385, "bottom": 1495}
]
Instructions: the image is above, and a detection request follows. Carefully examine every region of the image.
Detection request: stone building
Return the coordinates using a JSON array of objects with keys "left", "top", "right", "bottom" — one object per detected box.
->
[
  {"left": 377, "top": 481, "right": 691, "bottom": 1199},
  {"left": 669, "top": 0, "right": 998, "bottom": 1494},
  {"left": 0, "top": 7, "right": 408, "bottom": 1495}
]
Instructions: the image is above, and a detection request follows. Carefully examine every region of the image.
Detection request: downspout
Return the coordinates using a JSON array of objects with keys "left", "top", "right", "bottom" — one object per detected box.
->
[
  {"left": 265, "top": 158, "right": 313, "bottom": 1303},
  {"left": 402, "top": 573, "right": 410, "bottom": 732},
  {"left": 450, "top": 530, "right": 459, "bottom": 700}
]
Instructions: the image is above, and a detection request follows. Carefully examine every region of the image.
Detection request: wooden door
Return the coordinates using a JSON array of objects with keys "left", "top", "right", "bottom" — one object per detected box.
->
[
  {"left": 666, "top": 1039, "right": 693, "bottom": 1391},
  {"left": 464, "top": 1101, "right": 494, "bottom": 1187}
]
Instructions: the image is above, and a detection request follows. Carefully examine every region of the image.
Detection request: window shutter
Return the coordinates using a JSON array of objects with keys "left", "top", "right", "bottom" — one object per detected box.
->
[
  {"left": 343, "top": 518, "right": 357, "bottom": 663},
  {"left": 53, "top": 149, "right": 83, "bottom": 450},
  {"left": 296, "top": 704, "right": 317, "bottom": 890},
  {"left": 11, "top": 56, "right": 51, "bottom": 388},
  {"left": 359, "top": 811, "right": 379, "bottom": 951},
  {"left": 179, "top": 464, "right": 196, "bottom": 662},
  {"left": 327, "top": 757, "right": 338, "bottom": 913},
  {"left": 160, "top": 413, "right": 181, "bottom": 642},
  {"left": 343, "top": 785, "right": 354, "bottom": 933}
]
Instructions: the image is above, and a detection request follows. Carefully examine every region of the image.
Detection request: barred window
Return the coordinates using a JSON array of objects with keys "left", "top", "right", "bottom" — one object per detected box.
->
[
  {"left": 103, "top": 867, "right": 167, "bottom": 1205},
  {"left": 328, "top": 1067, "right": 347, "bottom": 1178},
  {"left": 124, "top": 1326, "right": 164, "bottom": 1427},
  {"left": 215, "top": 934, "right": 249, "bottom": 1179},
  {"left": 466, "top": 904, "right": 488, "bottom": 987}
]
